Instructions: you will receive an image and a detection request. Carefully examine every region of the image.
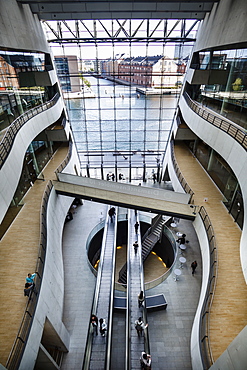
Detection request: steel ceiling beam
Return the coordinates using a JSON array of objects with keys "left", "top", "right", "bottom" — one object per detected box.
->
[{"left": 43, "top": 19, "right": 199, "bottom": 44}]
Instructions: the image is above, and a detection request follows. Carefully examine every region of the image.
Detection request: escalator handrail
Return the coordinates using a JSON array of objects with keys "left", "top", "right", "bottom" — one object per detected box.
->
[{"left": 82, "top": 206, "right": 111, "bottom": 370}]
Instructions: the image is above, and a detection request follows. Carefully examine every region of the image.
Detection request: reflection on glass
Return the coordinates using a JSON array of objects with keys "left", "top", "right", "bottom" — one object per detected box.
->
[{"left": 190, "top": 47, "right": 247, "bottom": 129}]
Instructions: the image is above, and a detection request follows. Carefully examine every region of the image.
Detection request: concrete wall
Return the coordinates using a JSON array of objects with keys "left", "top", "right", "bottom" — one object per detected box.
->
[
  {"left": 194, "top": 0, "right": 247, "bottom": 52},
  {"left": 209, "top": 325, "right": 247, "bottom": 370},
  {"left": 0, "top": 97, "right": 65, "bottom": 224},
  {"left": 179, "top": 95, "right": 247, "bottom": 283},
  {"left": 0, "top": 0, "right": 49, "bottom": 53},
  {"left": 19, "top": 144, "right": 81, "bottom": 369}
]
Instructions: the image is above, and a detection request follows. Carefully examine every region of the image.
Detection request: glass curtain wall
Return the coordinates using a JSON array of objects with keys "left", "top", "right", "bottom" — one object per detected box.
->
[
  {"left": 0, "top": 50, "right": 50, "bottom": 132},
  {"left": 188, "top": 139, "right": 244, "bottom": 229},
  {"left": 45, "top": 19, "right": 197, "bottom": 183},
  {"left": 191, "top": 47, "right": 247, "bottom": 129}
]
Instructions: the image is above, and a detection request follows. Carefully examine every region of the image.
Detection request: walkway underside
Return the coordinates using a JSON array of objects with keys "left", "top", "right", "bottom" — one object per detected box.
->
[{"left": 53, "top": 173, "right": 194, "bottom": 220}]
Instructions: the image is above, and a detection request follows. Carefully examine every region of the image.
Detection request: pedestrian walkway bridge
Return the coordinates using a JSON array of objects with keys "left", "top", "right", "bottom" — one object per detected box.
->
[{"left": 53, "top": 173, "right": 194, "bottom": 220}]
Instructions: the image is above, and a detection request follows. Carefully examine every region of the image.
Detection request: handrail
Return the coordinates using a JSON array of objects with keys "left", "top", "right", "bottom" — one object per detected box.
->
[
  {"left": 198, "top": 206, "right": 218, "bottom": 369},
  {"left": 183, "top": 92, "right": 247, "bottom": 151},
  {"left": 144, "top": 225, "right": 177, "bottom": 290},
  {"left": 82, "top": 206, "right": 117, "bottom": 370},
  {"left": 0, "top": 93, "right": 60, "bottom": 170},
  {"left": 171, "top": 140, "right": 195, "bottom": 203},
  {"left": 54, "top": 141, "right": 73, "bottom": 176},
  {"left": 6, "top": 181, "right": 53, "bottom": 370}
]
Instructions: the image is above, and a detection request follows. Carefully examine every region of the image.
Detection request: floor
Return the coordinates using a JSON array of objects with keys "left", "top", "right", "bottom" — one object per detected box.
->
[
  {"left": 0, "top": 140, "right": 246, "bottom": 369},
  {"left": 0, "top": 145, "right": 69, "bottom": 365},
  {"left": 174, "top": 142, "right": 247, "bottom": 362},
  {"left": 61, "top": 200, "right": 202, "bottom": 370}
]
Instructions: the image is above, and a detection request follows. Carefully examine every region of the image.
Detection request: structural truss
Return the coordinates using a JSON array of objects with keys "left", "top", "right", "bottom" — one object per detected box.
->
[{"left": 44, "top": 19, "right": 199, "bottom": 44}]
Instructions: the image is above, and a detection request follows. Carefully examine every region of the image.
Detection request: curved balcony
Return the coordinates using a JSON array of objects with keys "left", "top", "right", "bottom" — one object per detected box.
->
[
  {"left": 183, "top": 92, "right": 247, "bottom": 150},
  {"left": 4, "top": 142, "right": 77, "bottom": 369},
  {"left": 0, "top": 93, "right": 65, "bottom": 225},
  {"left": 0, "top": 93, "right": 60, "bottom": 170}
]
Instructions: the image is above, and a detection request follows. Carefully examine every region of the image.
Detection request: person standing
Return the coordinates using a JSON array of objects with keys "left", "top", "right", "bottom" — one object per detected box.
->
[
  {"left": 133, "top": 241, "right": 139, "bottom": 254},
  {"left": 138, "top": 290, "right": 144, "bottom": 308},
  {"left": 108, "top": 207, "right": 116, "bottom": 223},
  {"left": 91, "top": 314, "right": 98, "bottom": 335},
  {"left": 191, "top": 261, "right": 198, "bottom": 275},
  {"left": 140, "top": 352, "right": 152, "bottom": 369},
  {"left": 99, "top": 318, "right": 107, "bottom": 337},
  {"left": 135, "top": 317, "right": 148, "bottom": 337},
  {"left": 26, "top": 272, "right": 36, "bottom": 286},
  {"left": 134, "top": 221, "right": 139, "bottom": 234},
  {"left": 176, "top": 234, "right": 186, "bottom": 244},
  {"left": 24, "top": 283, "right": 34, "bottom": 297}
]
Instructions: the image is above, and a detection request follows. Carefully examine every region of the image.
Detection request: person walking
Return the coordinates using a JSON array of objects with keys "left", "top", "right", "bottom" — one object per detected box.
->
[
  {"left": 134, "top": 221, "right": 139, "bottom": 234},
  {"left": 135, "top": 317, "right": 148, "bottom": 337},
  {"left": 191, "top": 260, "right": 198, "bottom": 275},
  {"left": 176, "top": 234, "right": 186, "bottom": 244}
]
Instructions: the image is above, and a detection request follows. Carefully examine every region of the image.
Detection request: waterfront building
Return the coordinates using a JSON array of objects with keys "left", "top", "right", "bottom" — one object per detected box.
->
[
  {"left": 54, "top": 55, "right": 81, "bottom": 92},
  {"left": 118, "top": 55, "right": 181, "bottom": 88}
]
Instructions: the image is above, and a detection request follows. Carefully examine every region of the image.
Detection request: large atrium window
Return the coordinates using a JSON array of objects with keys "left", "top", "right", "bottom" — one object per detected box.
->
[{"left": 43, "top": 19, "right": 198, "bottom": 181}]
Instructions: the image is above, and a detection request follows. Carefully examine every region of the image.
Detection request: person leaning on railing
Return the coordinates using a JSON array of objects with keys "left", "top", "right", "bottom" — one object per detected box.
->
[
  {"left": 26, "top": 272, "right": 36, "bottom": 286},
  {"left": 24, "top": 283, "right": 34, "bottom": 298}
]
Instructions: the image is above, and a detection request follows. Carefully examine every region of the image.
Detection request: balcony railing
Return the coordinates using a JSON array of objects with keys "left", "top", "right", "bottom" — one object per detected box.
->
[
  {"left": 198, "top": 206, "right": 218, "bottom": 369},
  {"left": 6, "top": 180, "right": 53, "bottom": 370},
  {"left": 0, "top": 93, "right": 60, "bottom": 170},
  {"left": 171, "top": 140, "right": 194, "bottom": 203},
  {"left": 54, "top": 141, "right": 73, "bottom": 176},
  {"left": 184, "top": 92, "right": 247, "bottom": 151}
]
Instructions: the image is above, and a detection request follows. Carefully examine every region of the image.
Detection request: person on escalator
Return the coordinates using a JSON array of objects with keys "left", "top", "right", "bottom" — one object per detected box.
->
[
  {"left": 134, "top": 221, "right": 139, "bottom": 234},
  {"left": 140, "top": 352, "right": 152, "bottom": 369},
  {"left": 108, "top": 207, "right": 116, "bottom": 223},
  {"left": 138, "top": 290, "right": 145, "bottom": 308},
  {"left": 133, "top": 241, "right": 139, "bottom": 254},
  {"left": 91, "top": 314, "right": 98, "bottom": 336},
  {"left": 134, "top": 317, "right": 148, "bottom": 337},
  {"left": 99, "top": 318, "right": 107, "bottom": 337}
]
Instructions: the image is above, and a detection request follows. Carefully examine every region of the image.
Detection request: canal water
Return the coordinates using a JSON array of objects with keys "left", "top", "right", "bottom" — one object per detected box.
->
[{"left": 66, "top": 76, "right": 179, "bottom": 180}]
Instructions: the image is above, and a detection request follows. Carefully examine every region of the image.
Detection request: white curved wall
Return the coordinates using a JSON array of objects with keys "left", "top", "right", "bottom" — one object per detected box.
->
[
  {"left": 190, "top": 215, "right": 211, "bottom": 370},
  {"left": 0, "top": 97, "right": 65, "bottom": 224},
  {"left": 19, "top": 144, "right": 81, "bottom": 369},
  {"left": 179, "top": 95, "right": 247, "bottom": 282},
  {"left": 163, "top": 142, "right": 186, "bottom": 194}
]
